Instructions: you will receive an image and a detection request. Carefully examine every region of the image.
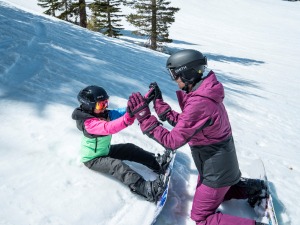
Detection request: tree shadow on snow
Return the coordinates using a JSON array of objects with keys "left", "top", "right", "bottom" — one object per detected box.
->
[
  {"left": 0, "top": 5, "right": 266, "bottom": 119},
  {"left": 206, "top": 53, "right": 264, "bottom": 66},
  {"left": 167, "top": 47, "right": 264, "bottom": 66}
]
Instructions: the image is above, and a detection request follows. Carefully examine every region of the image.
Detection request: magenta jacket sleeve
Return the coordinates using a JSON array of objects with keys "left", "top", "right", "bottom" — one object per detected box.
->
[
  {"left": 140, "top": 101, "right": 212, "bottom": 150},
  {"left": 139, "top": 114, "right": 192, "bottom": 150},
  {"left": 84, "top": 112, "right": 134, "bottom": 135}
]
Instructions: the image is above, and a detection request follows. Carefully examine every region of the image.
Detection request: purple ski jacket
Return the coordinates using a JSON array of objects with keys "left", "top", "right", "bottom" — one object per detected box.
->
[{"left": 140, "top": 71, "right": 241, "bottom": 188}]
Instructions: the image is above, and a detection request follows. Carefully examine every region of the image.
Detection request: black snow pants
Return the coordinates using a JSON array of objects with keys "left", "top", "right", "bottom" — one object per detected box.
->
[{"left": 83, "top": 143, "right": 160, "bottom": 186}]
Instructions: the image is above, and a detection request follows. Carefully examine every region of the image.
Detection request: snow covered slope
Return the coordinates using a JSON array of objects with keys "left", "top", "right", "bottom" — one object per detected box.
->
[{"left": 1, "top": 0, "right": 300, "bottom": 224}]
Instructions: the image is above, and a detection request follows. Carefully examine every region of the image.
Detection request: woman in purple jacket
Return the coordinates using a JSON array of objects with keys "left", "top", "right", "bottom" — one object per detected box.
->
[{"left": 127, "top": 50, "right": 267, "bottom": 225}]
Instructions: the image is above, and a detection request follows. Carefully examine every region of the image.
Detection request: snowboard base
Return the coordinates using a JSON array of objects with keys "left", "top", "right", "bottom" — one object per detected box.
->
[
  {"left": 151, "top": 151, "right": 176, "bottom": 225},
  {"left": 247, "top": 159, "right": 279, "bottom": 225}
]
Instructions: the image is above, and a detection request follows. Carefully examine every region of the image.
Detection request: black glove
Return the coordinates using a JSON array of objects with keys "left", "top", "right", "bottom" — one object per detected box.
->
[{"left": 146, "top": 82, "right": 162, "bottom": 104}]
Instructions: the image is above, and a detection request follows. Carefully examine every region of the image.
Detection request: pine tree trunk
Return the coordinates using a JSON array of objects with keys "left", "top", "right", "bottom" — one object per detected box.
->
[
  {"left": 107, "top": 0, "right": 113, "bottom": 37},
  {"left": 151, "top": 0, "right": 157, "bottom": 50},
  {"left": 64, "top": 1, "right": 68, "bottom": 21},
  {"left": 51, "top": 1, "right": 56, "bottom": 16},
  {"left": 79, "top": 0, "right": 87, "bottom": 28}
]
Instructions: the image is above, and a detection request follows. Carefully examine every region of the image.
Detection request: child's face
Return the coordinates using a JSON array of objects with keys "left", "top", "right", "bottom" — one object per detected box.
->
[
  {"left": 94, "top": 108, "right": 105, "bottom": 114},
  {"left": 94, "top": 99, "right": 108, "bottom": 114}
]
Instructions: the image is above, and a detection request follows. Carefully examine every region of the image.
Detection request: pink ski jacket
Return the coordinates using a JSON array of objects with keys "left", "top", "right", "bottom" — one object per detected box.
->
[{"left": 72, "top": 108, "right": 134, "bottom": 162}]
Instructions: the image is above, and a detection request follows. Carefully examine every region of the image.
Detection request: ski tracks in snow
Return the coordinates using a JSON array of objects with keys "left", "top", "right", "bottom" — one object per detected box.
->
[{"left": 1, "top": 16, "right": 47, "bottom": 87}]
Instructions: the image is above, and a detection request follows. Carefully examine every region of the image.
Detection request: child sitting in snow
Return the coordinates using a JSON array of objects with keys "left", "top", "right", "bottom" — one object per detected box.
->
[{"left": 71, "top": 85, "right": 169, "bottom": 202}]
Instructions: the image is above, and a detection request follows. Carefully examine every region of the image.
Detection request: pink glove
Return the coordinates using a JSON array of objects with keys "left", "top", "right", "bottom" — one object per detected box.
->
[{"left": 123, "top": 112, "right": 135, "bottom": 126}]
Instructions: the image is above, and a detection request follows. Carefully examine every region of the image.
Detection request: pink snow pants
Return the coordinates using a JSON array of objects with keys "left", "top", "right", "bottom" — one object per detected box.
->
[{"left": 191, "top": 178, "right": 255, "bottom": 225}]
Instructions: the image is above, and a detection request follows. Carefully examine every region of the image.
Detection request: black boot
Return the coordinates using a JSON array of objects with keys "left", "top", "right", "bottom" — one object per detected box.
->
[
  {"left": 236, "top": 177, "right": 268, "bottom": 207},
  {"left": 129, "top": 174, "right": 167, "bottom": 202},
  {"left": 255, "top": 222, "right": 268, "bottom": 225},
  {"left": 154, "top": 149, "right": 173, "bottom": 174}
]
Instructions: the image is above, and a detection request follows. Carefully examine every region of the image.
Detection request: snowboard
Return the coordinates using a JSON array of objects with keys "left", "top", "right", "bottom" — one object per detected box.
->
[
  {"left": 247, "top": 159, "right": 279, "bottom": 225},
  {"left": 150, "top": 151, "right": 176, "bottom": 225}
]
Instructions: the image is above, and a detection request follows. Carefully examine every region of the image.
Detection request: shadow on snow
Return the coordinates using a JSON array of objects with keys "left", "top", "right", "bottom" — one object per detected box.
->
[{"left": 1, "top": 4, "right": 264, "bottom": 118}]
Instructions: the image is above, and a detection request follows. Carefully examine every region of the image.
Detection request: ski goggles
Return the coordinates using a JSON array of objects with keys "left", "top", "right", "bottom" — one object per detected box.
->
[
  {"left": 95, "top": 99, "right": 109, "bottom": 110},
  {"left": 168, "top": 58, "right": 207, "bottom": 81},
  {"left": 168, "top": 68, "right": 180, "bottom": 80},
  {"left": 168, "top": 67, "right": 198, "bottom": 81}
]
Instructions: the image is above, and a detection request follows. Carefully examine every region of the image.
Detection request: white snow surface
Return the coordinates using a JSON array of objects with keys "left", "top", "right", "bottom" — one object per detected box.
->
[{"left": 0, "top": 0, "right": 300, "bottom": 225}]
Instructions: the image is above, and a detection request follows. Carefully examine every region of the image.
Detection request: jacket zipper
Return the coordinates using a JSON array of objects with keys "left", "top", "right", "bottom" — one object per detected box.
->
[{"left": 95, "top": 137, "right": 97, "bottom": 153}]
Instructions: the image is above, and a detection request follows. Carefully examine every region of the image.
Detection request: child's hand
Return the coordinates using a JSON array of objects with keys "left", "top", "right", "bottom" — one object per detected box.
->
[{"left": 123, "top": 112, "right": 135, "bottom": 126}]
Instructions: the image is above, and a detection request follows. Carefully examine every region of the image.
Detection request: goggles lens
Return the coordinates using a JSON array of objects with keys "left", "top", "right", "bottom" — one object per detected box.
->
[
  {"left": 168, "top": 68, "right": 179, "bottom": 80},
  {"left": 95, "top": 99, "right": 108, "bottom": 110},
  {"left": 168, "top": 58, "right": 207, "bottom": 81}
]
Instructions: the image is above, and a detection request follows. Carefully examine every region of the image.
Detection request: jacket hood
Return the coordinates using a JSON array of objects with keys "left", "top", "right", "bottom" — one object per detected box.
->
[
  {"left": 195, "top": 70, "right": 224, "bottom": 103},
  {"left": 175, "top": 71, "right": 224, "bottom": 111},
  {"left": 72, "top": 107, "right": 103, "bottom": 138},
  {"left": 72, "top": 107, "right": 94, "bottom": 121}
]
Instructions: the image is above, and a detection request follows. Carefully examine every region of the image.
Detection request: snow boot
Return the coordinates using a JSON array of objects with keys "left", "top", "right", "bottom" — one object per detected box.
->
[
  {"left": 129, "top": 174, "right": 167, "bottom": 203},
  {"left": 236, "top": 177, "right": 268, "bottom": 207},
  {"left": 154, "top": 149, "right": 173, "bottom": 174}
]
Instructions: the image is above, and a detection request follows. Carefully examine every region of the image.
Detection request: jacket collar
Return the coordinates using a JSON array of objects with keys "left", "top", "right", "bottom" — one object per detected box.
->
[{"left": 175, "top": 70, "right": 215, "bottom": 110}]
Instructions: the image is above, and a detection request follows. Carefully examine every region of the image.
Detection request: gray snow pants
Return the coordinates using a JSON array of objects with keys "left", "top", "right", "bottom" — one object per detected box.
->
[{"left": 84, "top": 143, "right": 160, "bottom": 186}]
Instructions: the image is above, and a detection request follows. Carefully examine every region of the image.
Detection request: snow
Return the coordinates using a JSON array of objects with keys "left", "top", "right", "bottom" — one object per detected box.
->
[{"left": 0, "top": 0, "right": 299, "bottom": 225}]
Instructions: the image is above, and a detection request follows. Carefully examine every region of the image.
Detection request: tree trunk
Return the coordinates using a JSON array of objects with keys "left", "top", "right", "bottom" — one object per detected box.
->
[
  {"left": 79, "top": 0, "right": 87, "bottom": 28},
  {"left": 107, "top": 0, "right": 113, "bottom": 37},
  {"left": 151, "top": 0, "right": 157, "bottom": 50},
  {"left": 64, "top": 0, "right": 68, "bottom": 21},
  {"left": 51, "top": 1, "right": 56, "bottom": 16}
]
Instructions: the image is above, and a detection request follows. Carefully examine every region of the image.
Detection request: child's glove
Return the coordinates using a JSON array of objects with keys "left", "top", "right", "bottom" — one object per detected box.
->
[
  {"left": 123, "top": 112, "right": 135, "bottom": 126},
  {"left": 128, "top": 92, "right": 151, "bottom": 123}
]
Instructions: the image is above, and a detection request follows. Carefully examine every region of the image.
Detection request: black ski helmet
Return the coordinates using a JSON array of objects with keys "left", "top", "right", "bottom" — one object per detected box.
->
[
  {"left": 166, "top": 49, "right": 207, "bottom": 84},
  {"left": 77, "top": 85, "right": 109, "bottom": 112}
]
